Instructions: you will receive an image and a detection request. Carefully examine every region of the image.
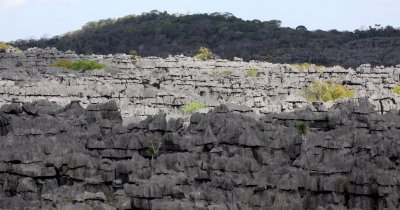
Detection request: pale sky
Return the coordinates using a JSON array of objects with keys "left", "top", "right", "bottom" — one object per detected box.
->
[{"left": 1, "top": 0, "right": 400, "bottom": 42}]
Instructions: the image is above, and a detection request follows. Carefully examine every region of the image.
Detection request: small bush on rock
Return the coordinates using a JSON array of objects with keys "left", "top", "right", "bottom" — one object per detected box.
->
[
  {"left": 129, "top": 50, "right": 139, "bottom": 57},
  {"left": 246, "top": 68, "right": 259, "bottom": 77},
  {"left": 297, "top": 123, "right": 308, "bottom": 135},
  {"left": 106, "top": 195, "right": 118, "bottom": 204},
  {"left": 305, "top": 80, "right": 354, "bottom": 102},
  {"left": 129, "top": 50, "right": 142, "bottom": 62},
  {"left": 71, "top": 60, "right": 105, "bottom": 71},
  {"left": 194, "top": 47, "right": 213, "bottom": 60},
  {"left": 393, "top": 85, "right": 400, "bottom": 95},
  {"left": 51, "top": 60, "right": 105, "bottom": 71},
  {"left": 147, "top": 143, "right": 160, "bottom": 159},
  {"left": 182, "top": 101, "right": 207, "bottom": 114}
]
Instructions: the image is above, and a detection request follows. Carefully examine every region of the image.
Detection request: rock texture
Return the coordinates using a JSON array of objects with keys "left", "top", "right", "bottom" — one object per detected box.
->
[
  {"left": 1, "top": 48, "right": 400, "bottom": 123},
  {"left": 0, "top": 99, "right": 399, "bottom": 210}
]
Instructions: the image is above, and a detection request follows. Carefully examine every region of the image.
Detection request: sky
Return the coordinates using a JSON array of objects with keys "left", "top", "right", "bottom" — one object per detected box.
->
[{"left": 1, "top": 0, "right": 400, "bottom": 42}]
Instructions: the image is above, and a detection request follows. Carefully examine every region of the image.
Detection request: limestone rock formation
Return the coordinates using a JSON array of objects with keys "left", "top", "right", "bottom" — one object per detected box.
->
[
  {"left": 0, "top": 99, "right": 399, "bottom": 209},
  {"left": 0, "top": 48, "right": 400, "bottom": 123}
]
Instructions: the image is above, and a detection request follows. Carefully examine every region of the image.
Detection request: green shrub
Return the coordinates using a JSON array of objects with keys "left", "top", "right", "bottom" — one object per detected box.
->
[
  {"left": 209, "top": 70, "right": 232, "bottom": 77},
  {"left": 147, "top": 142, "right": 160, "bottom": 159},
  {"left": 305, "top": 80, "right": 354, "bottom": 102},
  {"left": 194, "top": 47, "right": 213, "bottom": 60},
  {"left": 70, "top": 60, "right": 105, "bottom": 71},
  {"left": 246, "top": 68, "right": 259, "bottom": 77},
  {"left": 129, "top": 50, "right": 139, "bottom": 56},
  {"left": 182, "top": 101, "right": 206, "bottom": 114},
  {"left": 297, "top": 123, "right": 308, "bottom": 135},
  {"left": 393, "top": 85, "right": 400, "bottom": 95},
  {"left": 106, "top": 195, "right": 118, "bottom": 204},
  {"left": 129, "top": 50, "right": 142, "bottom": 61},
  {"left": 51, "top": 60, "right": 105, "bottom": 71}
]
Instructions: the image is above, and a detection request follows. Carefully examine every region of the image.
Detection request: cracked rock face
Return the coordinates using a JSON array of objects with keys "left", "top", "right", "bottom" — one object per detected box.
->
[
  {"left": 0, "top": 99, "right": 399, "bottom": 210},
  {"left": 1, "top": 48, "right": 400, "bottom": 123}
]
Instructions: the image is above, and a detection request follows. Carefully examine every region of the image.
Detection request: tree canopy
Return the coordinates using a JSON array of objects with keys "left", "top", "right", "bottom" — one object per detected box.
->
[{"left": 13, "top": 11, "right": 400, "bottom": 67}]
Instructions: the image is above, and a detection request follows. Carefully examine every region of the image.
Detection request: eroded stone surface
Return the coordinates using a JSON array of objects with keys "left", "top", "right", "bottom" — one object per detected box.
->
[
  {"left": 0, "top": 99, "right": 399, "bottom": 209},
  {"left": 0, "top": 48, "right": 400, "bottom": 123}
]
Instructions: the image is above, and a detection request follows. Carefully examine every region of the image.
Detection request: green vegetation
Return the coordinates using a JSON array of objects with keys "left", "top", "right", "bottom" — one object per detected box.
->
[
  {"left": 305, "top": 80, "right": 355, "bottom": 102},
  {"left": 209, "top": 70, "right": 233, "bottom": 77},
  {"left": 194, "top": 47, "right": 213, "bottom": 60},
  {"left": 129, "top": 50, "right": 138, "bottom": 56},
  {"left": 181, "top": 101, "right": 207, "bottom": 114},
  {"left": 147, "top": 142, "right": 160, "bottom": 159},
  {"left": 393, "top": 85, "right": 400, "bottom": 95},
  {"left": 106, "top": 195, "right": 118, "bottom": 204},
  {"left": 129, "top": 50, "right": 142, "bottom": 60},
  {"left": 14, "top": 11, "right": 400, "bottom": 67},
  {"left": 129, "top": 50, "right": 142, "bottom": 66},
  {"left": 51, "top": 59, "right": 105, "bottom": 71},
  {"left": 297, "top": 123, "right": 308, "bottom": 135},
  {"left": 246, "top": 68, "right": 259, "bottom": 77},
  {"left": 51, "top": 59, "right": 73, "bottom": 68}
]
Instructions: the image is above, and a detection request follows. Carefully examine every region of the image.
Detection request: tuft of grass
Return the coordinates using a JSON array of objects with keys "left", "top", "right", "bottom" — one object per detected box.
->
[
  {"left": 305, "top": 80, "right": 355, "bottom": 102},
  {"left": 393, "top": 85, "right": 400, "bottom": 95},
  {"left": 209, "top": 70, "right": 232, "bottom": 78},
  {"left": 51, "top": 59, "right": 73, "bottom": 69},
  {"left": 290, "top": 63, "right": 325, "bottom": 73},
  {"left": 194, "top": 47, "right": 213, "bottom": 60},
  {"left": 0, "top": 42, "right": 13, "bottom": 49},
  {"left": 290, "top": 63, "right": 311, "bottom": 72},
  {"left": 315, "top": 65, "right": 326, "bottom": 73},
  {"left": 246, "top": 68, "right": 259, "bottom": 77},
  {"left": 297, "top": 123, "right": 308, "bottom": 135},
  {"left": 51, "top": 59, "right": 105, "bottom": 71},
  {"left": 181, "top": 101, "right": 207, "bottom": 114}
]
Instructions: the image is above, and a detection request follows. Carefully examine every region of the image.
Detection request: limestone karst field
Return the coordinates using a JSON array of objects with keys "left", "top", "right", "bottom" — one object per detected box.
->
[
  {"left": 0, "top": 46, "right": 399, "bottom": 210},
  {"left": 1, "top": 9, "right": 400, "bottom": 210}
]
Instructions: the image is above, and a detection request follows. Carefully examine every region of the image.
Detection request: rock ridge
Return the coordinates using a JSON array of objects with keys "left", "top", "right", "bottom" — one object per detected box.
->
[{"left": 0, "top": 47, "right": 400, "bottom": 123}]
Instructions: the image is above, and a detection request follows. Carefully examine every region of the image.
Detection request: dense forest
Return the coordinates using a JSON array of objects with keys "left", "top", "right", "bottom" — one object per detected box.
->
[{"left": 13, "top": 10, "right": 400, "bottom": 67}]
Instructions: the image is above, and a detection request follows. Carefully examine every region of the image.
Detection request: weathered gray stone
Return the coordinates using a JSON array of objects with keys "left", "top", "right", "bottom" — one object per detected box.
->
[
  {"left": 0, "top": 96, "right": 399, "bottom": 209},
  {"left": 1, "top": 48, "right": 400, "bottom": 123}
]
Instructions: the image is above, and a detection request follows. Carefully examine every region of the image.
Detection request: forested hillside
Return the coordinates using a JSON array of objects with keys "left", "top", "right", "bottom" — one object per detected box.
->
[{"left": 13, "top": 10, "right": 400, "bottom": 67}]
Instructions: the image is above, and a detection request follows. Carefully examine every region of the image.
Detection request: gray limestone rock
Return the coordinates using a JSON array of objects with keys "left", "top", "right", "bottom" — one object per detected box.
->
[
  {"left": 0, "top": 97, "right": 399, "bottom": 209},
  {"left": 2, "top": 48, "right": 400, "bottom": 123}
]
